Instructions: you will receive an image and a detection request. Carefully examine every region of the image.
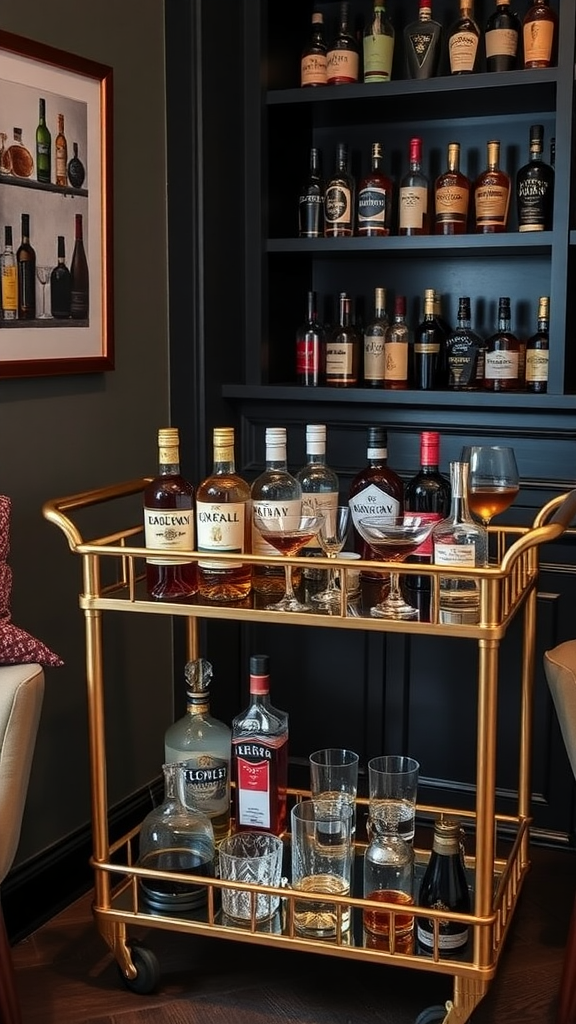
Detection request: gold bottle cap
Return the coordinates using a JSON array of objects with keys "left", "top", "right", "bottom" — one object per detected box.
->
[
  {"left": 487, "top": 140, "right": 500, "bottom": 167},
  {"left": 375, "top": 286, "right": 387, "bottom": 308},
  {"left": 158, "top": 427, "right": 179, "bottom": 447},
  {"left": 538, "top": 296, "right": 549, "bottom": 318},
  {"left": 423, "top": 288, "right": 435, "bottom": 315}
]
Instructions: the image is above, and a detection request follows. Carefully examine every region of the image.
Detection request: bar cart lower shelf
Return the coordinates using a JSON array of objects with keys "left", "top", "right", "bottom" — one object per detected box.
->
[{"left": 42, "top": 481, "right": 576, "bottom": 1024}]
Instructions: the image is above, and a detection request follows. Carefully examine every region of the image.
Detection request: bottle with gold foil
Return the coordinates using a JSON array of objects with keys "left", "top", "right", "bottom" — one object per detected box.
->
[
  {"left": 55, "top": 114, "right": 68, "bottom": 187},
  {"left": 144, "top": 427, "right": 197, "bottom": 600},
  {"left": 435, "top": 142, "right": 470, "bottom": 235},
  {"left": 474, "top": 140, "right": 510, "bottom": 234},
  {"left": 525, "top": 296, "right": 549, "bottom": 394},
  {"left": 325, "top": 292, "right": 360, "bottom": 387},
  {"left": 417, "top": 817, "right": 471, "bottom": 957}
]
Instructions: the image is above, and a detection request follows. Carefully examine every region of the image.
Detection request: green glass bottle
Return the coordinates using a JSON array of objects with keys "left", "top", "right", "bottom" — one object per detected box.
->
[{"left": 36, "top": 98, "right": 51, "bottom": 184}]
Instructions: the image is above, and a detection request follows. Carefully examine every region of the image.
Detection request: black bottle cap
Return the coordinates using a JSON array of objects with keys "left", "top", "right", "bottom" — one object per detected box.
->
[
  {"left": 250, "top": 654, "right": 269, "bottom": 676},
  {"left": 367, "top": 426, "right": 387, "bottom": 448}
]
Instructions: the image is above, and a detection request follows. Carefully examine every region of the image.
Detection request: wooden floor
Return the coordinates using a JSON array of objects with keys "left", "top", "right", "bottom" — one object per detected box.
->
[{"left": 11, "top": 840, "right": 575, "bottom": 1024}]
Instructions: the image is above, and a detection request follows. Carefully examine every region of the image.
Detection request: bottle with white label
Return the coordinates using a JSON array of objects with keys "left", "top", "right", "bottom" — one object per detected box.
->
[
  {"left": 296, "top": 424, "right": 339, "bottom": 557},
  {"left": 432, "top": 461, "right": 488, "bottom": 623},
  {"left": 251, "top": 427, "right": 302, "bottom": 594},
  {"left": 143, "top": 427, "right": 197, "bottom": 600},
  {"left": 348, "top": 426, "right": 404, "bottom": 583}
]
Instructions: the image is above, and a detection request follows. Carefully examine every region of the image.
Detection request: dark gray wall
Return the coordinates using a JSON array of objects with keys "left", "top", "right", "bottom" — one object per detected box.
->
[{"left": 0, "top": 1, "right": 175, "bottom": 862}]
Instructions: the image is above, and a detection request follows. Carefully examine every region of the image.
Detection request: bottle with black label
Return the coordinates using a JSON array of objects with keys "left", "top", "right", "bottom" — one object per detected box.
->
[
  {"left": 324, "top": 142, "right": 355, "bottom": 237},
  {"left": 417, "top": 817, "right": 471, "bottom": 957},
  {"left": 299, "top": 146, "right": 324, "bottom": 238},
  {"left": 446, "top": 297, "right": 484, "bottom": 391},
  {"left": 357, "top": 142, "right": 393, "bottom": 237},
  {"left": 516, "top": 124, "right": 554, "bottom": 233}
]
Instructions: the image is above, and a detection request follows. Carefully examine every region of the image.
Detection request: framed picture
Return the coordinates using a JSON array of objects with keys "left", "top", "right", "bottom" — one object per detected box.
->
[{"left": 0, "top": 31, "right": 113, "bottom": 378}]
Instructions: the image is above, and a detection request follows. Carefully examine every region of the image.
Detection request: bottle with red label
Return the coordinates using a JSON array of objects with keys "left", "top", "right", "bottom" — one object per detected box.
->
[
  {"left": 403, "top": 431, "right": 451, "bottom": 621},
  {"left": 231, "top": 654, "right": 289, "bottom": 835}
]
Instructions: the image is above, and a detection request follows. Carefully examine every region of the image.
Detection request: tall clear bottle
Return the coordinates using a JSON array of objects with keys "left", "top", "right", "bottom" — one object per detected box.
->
[
  {"left": 326, "top": 1, "right": 359, "bottom": 85},
  {"left": 324, "top": 142, "right": 355, "bottom": 238},
  {"left": 363, "top": 286, "right": 388, "bottom": 387},
  {"left": 232, "top": 654, "right": 289, "bottom": 835},
  {"left": 251, "top": 426, "right": 302, "bottom": 595},
  {"left": 296, "top": 289, "right": 325, "bottom": 386},
  {"left": 0, "top": 226, "right": 17, "bottom": 321},
  {"left": 195, "top": 426, "right": 252, "bottom": 602},
  {"left": 399, "top": 137, "right": 430, "bottom": 236},
  {"left": 363, "top": 0, "right": 395, "bottom": 84},
  {"left": 164, "top": 658, "right": 232, "bottom": 842},
  {"left": 417, "top": 817, "right": 471, "bottom": 957},
  {"left": 143, "top": 426, "right": 197, "bottom": 600},
  {"left": 432, "top": 461, "right": 488, "bottom": 624},
  {"left": 297, "top": 423, "right": 339, "bottom": 557}
]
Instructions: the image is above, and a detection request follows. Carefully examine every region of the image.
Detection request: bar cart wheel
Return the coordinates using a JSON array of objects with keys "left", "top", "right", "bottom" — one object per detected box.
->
[
  {"left": 117, "top": 941, "right": 161, "bottom": 994},
  {"left": 414, "top": 1007, "right": 450, "bottom": 1024}
]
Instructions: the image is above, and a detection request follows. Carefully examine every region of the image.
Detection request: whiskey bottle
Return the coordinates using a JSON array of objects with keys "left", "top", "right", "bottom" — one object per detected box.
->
[
  {"left": 298, "top": 146, "right": 324, "bottom": 238},
  {"left": 70, "top": 213, "right": 89, "bottom": 319},
  {"left": 144, "top": 427, "right": 197, "bottom": 600},
  {"left": 446, "top": 297, "right": 484, "bottom": 390},
  {"left": 434, "top": 142, "right": 470, "bottom": 235},
  {"left": 35, "top": 97, "right": 51, "bottom": 184},
  {"left": 326, "top": 1, "right": 359, "bottom": 85},
  {"left": 301, "top": 10, "right": 328, "bottom": 87},
  {"left": 417, "top": 817, "right": 471, "bottom": 956},
  {"left": 404, "top": 0, "right": 443, "bottom": 80},
  {"left": 251, "top": 427, "right": 302, "bottom": 594},
  {"left": 399, "top": 137, "right": 430, "bottom": 236},
  {"left": 0, "top": 132, "right": 8, "bottom": 176},
  {"left": 357, "top": 142, "right": 393, "bottom": 237},
  {"left": 67, "top": 142, "right": 86, "bottom": 188},
  {"left": 16, "top": 213, "right": 36, "bottom": 320},
  {"left": 523, "top": 0, "right": 557, "bottom": 69},
  {"left": 474, "top": 140, "right": 510, "bottom": 233},
  {"left": 325, "top": 292, "right": 360, "bottom": 387},
  {"left": 348, "top": 426, "right": 404, "bottom": 559},
  {"left": 403, "top": 431, "right": 451, "bottom": 621},
  {"left": 516, "top": 124, "right": 554, "bottom": 233},
  {"left": 433, "top": 461, "right": 488, "bottom": 623},
  {"left": 297, "top": 423, "right": 339, "bottom": 555},
  {"left": 363, "top": 0, "right": 395, "bottom": 84},
  {"left": 411, "top": 289, "right": 446, "bottom": 390},
  {"left": 195, "top": 426, "right": 252, "bottom": 602},
  {"left": 5, "top": 127, "right": 34, "bottom": 179},
  {"left": 483, "top": 296, "right": 521, "bottom": 392},
  {"left": 383, "top": 295, "right": 409, "bottom": 390},
  {"left": 164, "top": 658, "right": 232, "bottom": 842},
  {"left": 363, "top": 286, "right": 389, "bottom": 387},
  {"left": 232, "top": 654, "right": 289, "bottom": 835},
  {"left": 50, "top": 235, "right": 72, "bottom": 319},
  {"left": 55, "top": 114, "right": 68, "bottom": 187},
  {"left": 525, "top": 296, "right": 549, "bottom": 394},
  {"left": 0, "top": 226, "right": 17, "bottom": 321},
  {"left": 296, "top": 289, "right": 325, "bottom": 386},
  {"left": 324, "top": 142, "right": 355, "bottom": 237},
  {"left": 448, "top": 0, "right": 480, "bottom": 74},
  {"left": 485, "top": 1, "right": 520, "bottom": 71}
]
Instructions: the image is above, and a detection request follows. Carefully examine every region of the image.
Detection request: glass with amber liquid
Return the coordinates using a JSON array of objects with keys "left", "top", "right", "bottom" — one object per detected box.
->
[{"left": 464, "top": 444, "right": 520, "bottom": 527}]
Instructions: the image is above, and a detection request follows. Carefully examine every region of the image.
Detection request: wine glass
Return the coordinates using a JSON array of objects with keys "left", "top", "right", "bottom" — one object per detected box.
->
[
  {"left": 356, "top": 516, "right": 436, "bottom": 620},
  {"left": 253, "top": 511, "right": 325, "bottom": 612},
  {"left": 36, "top": 265, "right": 53, "bottom": 319},
  {"left": 463, "top": 445, "right": 520, "bottom": 527},
  {"left": 311, "top": 505, "right": 351, "bottom": 609}
]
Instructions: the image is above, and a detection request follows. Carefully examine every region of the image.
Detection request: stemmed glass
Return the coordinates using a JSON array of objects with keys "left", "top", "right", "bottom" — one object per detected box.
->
[
  {"left": 356, "top": 516, "right": 435, "bottom": 620},
  {"left": 36, "top": 265, "right": 53, "bottom": 319},
  {"left": 253, "top": 511, "right": 324, "bottom": 612},
  {"left": 312, "top": 506, "right": 351, "bottom": 609},
  {"left": 462, "top": 445, "right": 520, "bottom": 527}
]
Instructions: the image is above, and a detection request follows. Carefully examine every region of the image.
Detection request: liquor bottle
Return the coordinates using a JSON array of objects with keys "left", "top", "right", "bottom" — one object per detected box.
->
[
  {"left": 348, "top": 426, "right": 404, "bottom": 559},
  {"left": 434, "top": 142, "right": 470, "bottom": 235},
  {"left": 231, "top": 654, "right": 289, "bottom": 835},
  {"left": 398, "top": 137, "right": 430, "bottom": 236},
  {"left": 326, "top": 1, "right": 359, "bottom": 85},
  {"left": 301, "top": 9, "right": 328, "bottom": 87},
  {"left": 363, "top": 286, "right": 389, "bottom": 387},
  {"left": 297, "top": 424, "right": 339, "bottom": 556},
  {"left": 363, "top": 0, "right": 395, "bottom": 84},
  {"left": 357, "top": 142, "right": 394, "bottom": 237},
  {"left": 483, "top": 296, "right": 521, "bottom": 392},
  {"left": 70, "top": 213, "right": 89, "bottom": 319},
  {"left": 448, "top": 0, "right": 481, "bottom": 74},
  {"left": 525, "top": 296, "right": 549, "bottom": 394},
  {"left": 363, "top": 822, "right": 415, "bottom": 952},
  {"left": 445, "top": 297, "right": 484, "bottom": 390},
  {"left": 16, "top": 213, "right": 36, "bottom": 320},
  {"left": 432, "top": 461, "right": 488, "bottom": 624},
  {"left": 324, "top": 142, "right": 355, "bottom": 237},
  {"left": 35, "top": 97, "right": 51, "bottom": 184},
  {"left": 250, "top": 426, "right": 302, "bottom": 594},
  {"left": 410, "top": 289, "right": 446, "bottom": 390},
  {"left": 485, "top": 1, "right": 520, "bottom": 72},
  {"left": 50, "top": 235, "right": 72, "bottom": 319},
  {"left": 296, "top": 289, "right": 325, "bottom": 386},
  {"left": 383, "top": 295, "right": 409, "bottom": 390},
  {"left": 474, "top": 140, "right": 510, "bottom": 233},
  {"left": 143, "top": 426, "right": 197, "bottom": 600},
  {"left": 67, "top": 142, "right": 86, "bottom": 188},
  {"left": 55, "top": 114, "right": 68, "bottom": 187},
  {"left": 404, "top": 0, "right": 443, "bottom": 80},
  {"left": 298, "top": 146, "right": 324, "bottom": 238},
  {"left": 434, "top": 291, "right": 452, "bottom": 339},
  {"left": 516, "top": 124, "right": 554, "bottom": 233},
  {"left": 403, "top": 431, "right": 452, "bottom": 621},
  {"left": 164, "top": 658, "right": 232, "bottom": 842},
  {"left": 5, "top": 127, "right": 34, "bottom": 178},
  {"left": 195, "top": 426, "right": 252, "bottom": 602},
  {"left": 417, "top": 817, "right": 471, "bottom": 957},
  {"left": 0, "top": 226, "right": 17, "bottom": 321},
  {"left": 325, "top": 292, "right": 360, "bottom": 387},
  {"left": 523, "top": 0, "right": 557, "bottom": 69},
  {"left": 0, "top": 132, "right": 7, "bottom": 175}
]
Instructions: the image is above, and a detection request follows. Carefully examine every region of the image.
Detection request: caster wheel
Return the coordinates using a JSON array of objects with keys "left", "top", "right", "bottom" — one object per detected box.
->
[
  {"left": 414, "top": 1007, "right": 448, "bottom": 1024},
  {"left": 117, "top": 941, "right": 161, "bottom": 994}
]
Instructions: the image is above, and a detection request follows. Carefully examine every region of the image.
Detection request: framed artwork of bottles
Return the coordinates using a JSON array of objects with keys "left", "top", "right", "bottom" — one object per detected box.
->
[{"left": 0, "top": 30, "right": 114, "bottom": 378}]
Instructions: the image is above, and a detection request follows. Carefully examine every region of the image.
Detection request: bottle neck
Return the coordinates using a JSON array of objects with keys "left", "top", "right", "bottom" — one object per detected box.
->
[
  {"left": 186, "top": 694, "right": 210, "bottom": 716},
  {"left": 265, "top": 448, "right": 288, "bottom": 470},
  {"left": 448, "top": 462, "right": 471, "bottom": 521}
]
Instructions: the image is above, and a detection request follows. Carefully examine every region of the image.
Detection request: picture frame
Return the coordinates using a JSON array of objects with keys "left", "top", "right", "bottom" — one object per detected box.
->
[{"left": 0, "top": 30, "right": 113, "bottom": 378}]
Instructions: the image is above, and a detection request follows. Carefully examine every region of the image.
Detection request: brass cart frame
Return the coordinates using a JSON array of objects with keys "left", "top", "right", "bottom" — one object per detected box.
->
[{"left": 43, "top": 482, "right": 576, "bottom": 1024}]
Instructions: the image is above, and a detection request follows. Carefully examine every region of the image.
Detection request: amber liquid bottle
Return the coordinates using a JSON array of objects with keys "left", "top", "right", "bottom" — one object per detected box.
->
[
  {"left": 324, "top": 142, "right": 355, "bottom": 237},
  {"left": 357, "top": 142, "right": 393, "bottom": 237},
  {"left": 483, "top": 296, "right": 521, "bottom": 392},
  {"left": 55, "top": 114, "right": 68, "bottom": 187},
  {"left": 525, "top": 295, "right": 549, "bottom": 394},
  {"left": 523, "top": 0, "right": 557, "bottom": 69},
  {"left": 383, "top": 295, "right": 410, "bottom": 390},
  {"left": 435, "top": 142, "right": 470, "bottom": 235},
  {"left": 474, "top": 140, "right": 510, "bottom": 233},
  {"left": 143, "top": 427, "right": 198, "bottom": 600},
  {"left": 448, "top": 0, "right": 481, "bottom": 73},
  {"left": 348, "top": 425, "right": 404, "bottom": 560}
]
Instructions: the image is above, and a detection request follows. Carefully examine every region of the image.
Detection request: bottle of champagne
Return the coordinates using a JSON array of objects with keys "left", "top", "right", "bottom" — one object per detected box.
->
[
  {"left": 525, "top": 295, "right": 549, "bottom": 394},
  {"left": 411, "top": 288, "right": 446, "bottom": 390},
  {"left": 485, "top": 1, "right": 520, "bottom": 72},
  {"left": 195, "top": 426, "right": 252, "bottom": 602},
  {"left": 357, "top": 142, "right": 394, "bottom": 237},
  {"left": 363, "top": 0, "right": 395, "bottom": 84},
  {"left": 70, "top": 213, "right": 89, "bottom": 319},
  {"left": 50, "top": 235, "right": 72, "bottom": 319},
  {"left": 445, "top": 297, "right": 485, "bottom": 391},
  {"left": 35, "top": 97, "right": 51, "bottom": 184},
  {"left": 301, "top": 10, "right": 327, "bottom": 87},
  {"left": 403, "top": 431, "right": 451, "bottom": 621},
  {"left": 516, "top": 124, "right": 554, "bottom": 233},
  {"left": 326, "top": 1, "right": 359, "bottom": 85},
  {"left": 164, "top": 658, "right": 232, "bottom": 842},
  {"left": 0, "top": 226, "right": 17, "bottom": 321},
  {"left": 404, "top": 0, "right": 443, "bottom": 80},
  {"left": 523, "top": 0, "right": 557, "bottom": 69},
  {"left": 296, "top": 289, "right": 325, "bottom": 386},
  {"left": 474, "top": 140, "right": 511, "bottom": 233},
  {"left": 383, "top": 295, "right": 410, "bottom": 390},
  {"left": 296, "top": 423, "right": 339, "bottom": 556},
  {"left": 67, "top": 142, "right": 86, "bottom": 188},
  {"left": 143, "top": 426, "right": 197, "bottom": 600},
  {"left": 448, "top": 0, "right": 481, "bottom": 74},
  {"left": 432, "top": 461, "right": 488, "bottom": 624},
  {"left": 231, "top": 654, "right": 289, "bottom": 835},
  {"left": 298, "top": 146, "right": 324, "bottom": 238},
  {"left": 399, "top": 137, "right": 430, "bottom": 236},
  {"left": 417, "top": 817, "right": 471, "bottom": 957},
  {"left": 435, "top": 142, "right": 470, "bottom": 235},
  {"left": 251, "top": 426, "right": 302, "bottom": 594},
  {"left": 325, "top": 291, "right": 361, "bottom": 387},
  {"left": 16, "top": 213, "right": 36, "bottom": 320},
  {"left": 483, "top": 296, "right": 521, "bottom": 392},
  {"left": 324, "top": 142, "right": 355, "bottom": 237},
  {"left": 363, "top": 286, "right": 388, "bottom": 387}
]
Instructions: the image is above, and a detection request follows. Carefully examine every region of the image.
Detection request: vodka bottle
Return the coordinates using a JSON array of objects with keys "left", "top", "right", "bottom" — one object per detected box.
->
[
  {"left": 251, "top": 426, "right": 302, "bottom": 594},
  {"left": 432, "top": 461, "right": 488, "bottom": 624},
  {"left": 143, "top": 426, "right": 197, "bottom": 600},
  {"left": 297, "top": 423, "right": 339, "bottom": 556}
]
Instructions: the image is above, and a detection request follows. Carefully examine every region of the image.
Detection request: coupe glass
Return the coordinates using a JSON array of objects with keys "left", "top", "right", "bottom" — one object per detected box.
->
[
  {"left": 462, "top": 445, "right": 520, "bottom": 527},
  {"left": 312, "top": 505, "right": 351, "bottom": 609},
  {"left": 356, "top": 516, "right": 435, "bottom": 620},
  {"left": 253, "top": 511, "right": 324, "bottom": 612}
]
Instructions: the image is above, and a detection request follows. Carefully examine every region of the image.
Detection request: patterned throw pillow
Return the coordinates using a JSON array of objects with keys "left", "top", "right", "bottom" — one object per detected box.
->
[{"left": 0, "top": 496, "right": 63, "bottom": 667}]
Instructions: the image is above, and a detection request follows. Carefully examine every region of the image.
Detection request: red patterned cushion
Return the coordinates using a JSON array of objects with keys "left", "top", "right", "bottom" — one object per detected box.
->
[{"left": 0, "top": 496, "right": 63, "bottom": 667}]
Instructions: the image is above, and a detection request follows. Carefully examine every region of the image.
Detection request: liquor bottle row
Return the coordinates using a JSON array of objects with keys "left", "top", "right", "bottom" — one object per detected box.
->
[
  {"left": 296, "top": 288, "right": 550, "bottom": 393},
  {"left": 0, "top": 99, "right": 86, "bottom": 188},
  {"left": 0, "top": 212, "right": 89, "bottom": 321},
  {"left": 301, "top": 0, "right": 557, "bottom": 87},
  {"left": 299, "top": 128, "right": 554, "bottom": 239}
]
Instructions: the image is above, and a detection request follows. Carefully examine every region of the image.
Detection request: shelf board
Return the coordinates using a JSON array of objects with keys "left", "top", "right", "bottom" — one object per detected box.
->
[{"left": 267, "top": 235, "right": 553, "bottom": 257}]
